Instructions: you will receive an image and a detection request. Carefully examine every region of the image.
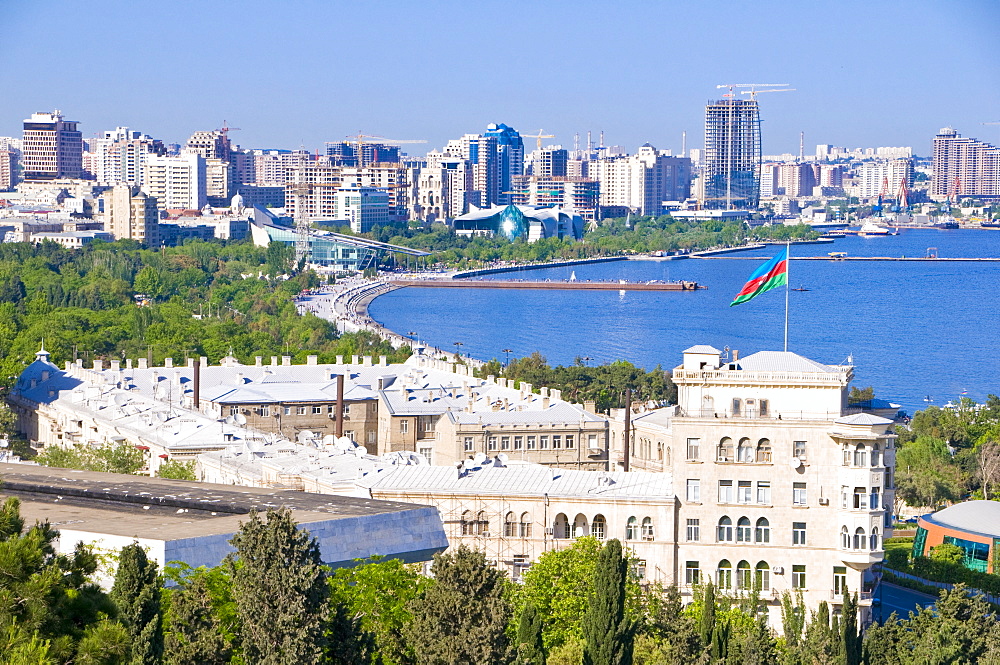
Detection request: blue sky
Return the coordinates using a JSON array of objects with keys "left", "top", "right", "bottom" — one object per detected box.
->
[{"left": 2, "top": 0, "right": 998, "bottom": 156}]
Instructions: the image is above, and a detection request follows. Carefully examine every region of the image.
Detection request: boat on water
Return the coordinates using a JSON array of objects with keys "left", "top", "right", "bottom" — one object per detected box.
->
[
  {"left": 791, "top": 285, "right": 810, "bottom": 292},
  {"left": 934, "top": 218, "right": 959, "bottom": 229},
  {"left": 828, "top": 251, "right": 848, "bottom": 259},
  {"left": 858, "top": 220, "right": 897, "bottom": 236}
]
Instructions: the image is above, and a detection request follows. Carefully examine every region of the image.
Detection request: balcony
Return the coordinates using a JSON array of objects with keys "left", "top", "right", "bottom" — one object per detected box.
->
[{"left": 839, "top": 548, "right": 883, "bottom": 569}]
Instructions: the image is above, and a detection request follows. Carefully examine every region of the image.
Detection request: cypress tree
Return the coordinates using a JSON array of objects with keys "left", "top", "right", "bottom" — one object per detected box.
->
[
  {"left": 517, "top": 601, "right": 546, "bottom": 665},
  {"left": 110, "top": 542, "right": 163, "bottom": 665},
  {"left": 710, "top": 617, "right": 729, "bottom": 662},
  {"left": 841, "top": 589, "right": 860, "bottom": 665},
  {"left": 581, "top": 538, "right": 634, "bottom": 665},
  {"left": 699, "top": 581, "right": 716, "bottom": 648},
  {"left": 229, "top": 508, "right": 329, "bottom": 665},
  {"left": 164, "top": 573, "right": 230, "bottom": 665},
  {"left": 406, "top": 545, "right": 512, "bottom": 665}
]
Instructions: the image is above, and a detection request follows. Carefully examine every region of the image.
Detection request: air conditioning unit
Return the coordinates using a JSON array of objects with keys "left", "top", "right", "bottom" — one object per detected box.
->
[
  {"left": 818, "top": 497, "right": 830, "bottom": 505},
  {"left": 771, "top": 566, "right": 784, "bottom": 575},
  {"left": 643, "top": 535, "right": 655, "bottom": 541},
  {"left": 481, "top": 532, "right": 491, "bottom": 538}
]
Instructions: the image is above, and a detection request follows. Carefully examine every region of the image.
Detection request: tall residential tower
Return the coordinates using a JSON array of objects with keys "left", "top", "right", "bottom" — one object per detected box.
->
[
  {"left": 702, "top": 99, "right": 761, "bottom": 209},
  {"left": 21, "top": 111, "right": 83, "bottom": 181}
]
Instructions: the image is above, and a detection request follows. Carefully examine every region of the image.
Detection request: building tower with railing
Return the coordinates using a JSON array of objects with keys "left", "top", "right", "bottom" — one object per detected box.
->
[{"left": 663, "top": 345, "right": 894, "bottom": 627}]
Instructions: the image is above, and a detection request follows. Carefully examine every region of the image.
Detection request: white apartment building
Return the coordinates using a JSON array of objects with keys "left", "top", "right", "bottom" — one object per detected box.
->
[
  {"left": 444, "top": 134, "right": 499, "bottom": 208},
  {"left": 856, "top": 159, "right": 914, "bottom": 198},
  {"left": 617, "top": 346, "right": 893, "bottom": 626},
  {"left": 333, "top": 187, "right": 389, "bottom": 233},
  {"left": 588, "top": 145, "right": 691, "bottom": 215},
  {"left": 142, "top": 153, "right": 207, "bottom": 210},
  {"left": 84, "top": 127, "right": 164, "bottom": 187},
  {"left": 0, "top": 149, "right": 16, "bottom": 191}
]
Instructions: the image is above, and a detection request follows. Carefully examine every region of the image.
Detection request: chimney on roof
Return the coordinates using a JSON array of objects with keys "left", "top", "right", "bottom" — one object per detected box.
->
[
  {"left": 64, "top": 361, "right": 72, "bottom": 370},
  {"left": 542, "top": 396, "right": 550, "bottom": 408},
  {"left": 187, "top": 358, "right": 194, "bottom": 368},
  {"left": 540, "top": 386, "right": 549, "bottom": 398},
  {"left": 363, "top": 356, "right": 372, "bottom": 366},
  {"left": 126, "top": 359, "right": 133, "bottom": 370},
  {"left": 110, "top": 360, "right": 120, "bottom": 372},
  {"left": 200, "top": 356, "right": 208, "bottom": 367},
  {"left": 138, "top": 358, "right": 148, "bottom": 369},
  {"left": 282, "top": 356, "right": 291, "bottom": 366},
  {"left": 255, "top": 356, "right": 262, "bottom": 366},
  {"left": 487, "top": 375, "right": 495, "bottom": 383},
  {"left": 336, "top": 355, "right": 343, "bottom": 364},
  {"left": 307, "top": 355, "right": 318, "bottom": 365},
  {"left": 165, "top": 357, "right": 173, "bottom": 368},
  {"left": 378, "top": 355, "right": 387, "bottom": 366},
  {"left": 733, "top": 349, "right": 740, "bottom": 362},
  {"left": 93, "top": 360, "right": 103, "bottom": 371},
  {"left": 193, "top": 359, "right": 201, "bottom": 412},
  {"left": 271, "top": 356, "right": 278, "bottom": 366},
  {"left": 335, "top": 374, "right": 345, "bottom": 437}
]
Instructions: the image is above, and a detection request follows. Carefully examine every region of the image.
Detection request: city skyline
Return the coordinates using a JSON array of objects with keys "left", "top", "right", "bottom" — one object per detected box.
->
[{"left": 2, "top": 0, "right": 998, "bottom": 156}]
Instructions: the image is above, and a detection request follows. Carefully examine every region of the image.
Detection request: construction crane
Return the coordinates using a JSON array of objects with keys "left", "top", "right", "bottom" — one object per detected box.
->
[
  {"left": 740, "top": 87, "right": 796, "bottom": 99},
  {"left": 324, "top": 133, "right": 427, "bottom": 167},
  {"left": 716, "top": 83, "right": 790, "bottom": 98},
  {"left": 523, "top": 129, "right": 555, "bottom": 151},
  {"left": 216, "top": 120, "right": 241, "bottom": 139}
]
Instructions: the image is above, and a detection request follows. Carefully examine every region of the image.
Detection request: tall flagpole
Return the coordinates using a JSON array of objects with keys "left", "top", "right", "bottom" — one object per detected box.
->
[{"left": 784, "top": 240, "right": 790, "bottom": 352}]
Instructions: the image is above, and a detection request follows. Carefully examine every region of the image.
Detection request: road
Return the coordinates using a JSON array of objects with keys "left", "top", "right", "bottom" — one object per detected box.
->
[{"left": 873, "top": 582, "right": 937, "bottom": 622}]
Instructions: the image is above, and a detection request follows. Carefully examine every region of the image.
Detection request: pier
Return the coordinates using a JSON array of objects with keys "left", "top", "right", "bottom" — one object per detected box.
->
[{"left": 391, "top": 279, "right": 701, "bottom": 291}]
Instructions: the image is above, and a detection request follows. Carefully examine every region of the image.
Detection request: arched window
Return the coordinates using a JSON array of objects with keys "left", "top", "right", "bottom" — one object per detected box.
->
[
  {"left": 461, "top": 510, "right": 474, "bottom": 536},
  {"left": 503, "top": 511, "right": 517, "bottom": 537},
  {"left": 626, "top": 516, "right": 638, "bottom": 541},
  {"left": 755, "top": 561, "right": 770, "bottom": 591},
  {"left": 641, "top": 517, "right": 654, "bottom": 541},
  {"left": 717, "top": 560, "right": 732, "bottom": 590},
  {"left": 717, "top": 516, "right": 733, "bottom": 542},
  {"left": 843, "top": 445, "right": 852, "bottom": 466},
  {"left": 573, "top": 513, "right": 589, "bottom": 538},
  {"left": 870, "top": 526, "right": 880, "bottom": 551},
  {"left": 736, "top": 560, "right": 752, "bottom": 589},
  {"left": 854, "top": 527, "right": 866, "bottom": 550},
  {"left": 736, "top": 517, "right": 752, "bottom": 542},
  {"left": 718, "top": 437, "right": 733, "bottom": 462},
  {"left": 592, "top": 514, "right": 606, "bottom": 540},
  {"left": 871, "top": 443, "right": 881, "bottom": 467},
  {"left": 755, "top": 517, "right": 770, "bottom": 543},
  {"left": 737, "top": 438, "right": 753, "bottom": 463},
  {"left": 841, "top": 526, "right": 850, "bottom": 549},
  {"left": 477, "top": 511, "right": 489, "bottom": 535},
  {"left": 756, "top": 438, "right": 772, "bottom": 463},
  {"left": 519, "top": 512, "right": 532, "bottom": 537},
  {"left": 854, "top": 444, "right": 867, "bottom": 467},
  {"left": 553, "top": 513, "right": 570, "bottom": 540}
]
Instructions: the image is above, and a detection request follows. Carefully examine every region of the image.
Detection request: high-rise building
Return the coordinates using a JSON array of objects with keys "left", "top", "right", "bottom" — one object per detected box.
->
[
  {"left": 588, "top": 145, "right": 691, "bottom": 216},
  {"left": 0, "top": 149, "right": 17, "bottom": 191},
  {"left": 21, "top": 111, "right": 83, "bottom": 181},
  {"left": 84, "top": 127, "right": 165, "bottom": 187},
  {"left": 444, "top": 134, "right": 499, "bottom": 209},
  {"left": 341, "top": 164, "right": 412, "bottom": 223},
  {"left": 528, "top": 148, "right": 568, "bottom": 178},
  {"left": 333, "top": 187, "right": 390, "bottom": 233},
  {"left": 103, "top": 184, "right": 160, "bottom": 246},
  {"left": 702, "top": 99, "right": 761, "bottom": 209},
  {"left": 185, "top": 130, "right": 230, "bottom": 161},
  {"left": 142, "top": 153, "right": 207, "bottom": 210},
  {"left": 857, "top": 159, "right": 914, "bottom": 198},
  {"left": 325, "top": 142, "right": 400, "bottom": 168},
  {"left": 483, "top": 123, "right": 524, "bottom": 204},
  {"left": 932, "top": 127, "right": 1000, "bottom": 202}
]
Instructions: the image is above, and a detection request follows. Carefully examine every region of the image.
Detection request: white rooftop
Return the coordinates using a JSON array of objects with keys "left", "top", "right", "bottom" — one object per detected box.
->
[{"left": 923, "top": 500, "right": 1000, "bottom": 539}]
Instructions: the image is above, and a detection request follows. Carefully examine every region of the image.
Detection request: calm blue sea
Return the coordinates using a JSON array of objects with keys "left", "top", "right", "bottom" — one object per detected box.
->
[{"left": 368, "top": 229, "right": 1000, "bottom": 415}]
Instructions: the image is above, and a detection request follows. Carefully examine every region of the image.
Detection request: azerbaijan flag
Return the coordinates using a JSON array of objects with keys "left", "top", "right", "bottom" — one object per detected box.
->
[{"left": 730, "top": 247, "right": 788, "bottom": 306}]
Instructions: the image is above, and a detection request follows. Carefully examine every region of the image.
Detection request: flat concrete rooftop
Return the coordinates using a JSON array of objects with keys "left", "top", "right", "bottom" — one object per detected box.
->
[{"left": 0, "top": 463, "right": 438, "bottom": 543}]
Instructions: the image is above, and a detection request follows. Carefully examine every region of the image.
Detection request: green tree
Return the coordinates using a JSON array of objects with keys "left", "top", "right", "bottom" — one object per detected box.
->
[
  {"left": 229, "top": 508, "right": 329, "bottom": 665},
  {"left": 699, "top": 582, "right": 716, "bottom": 648},
  {"left": 328, "top": 556, "right": 426, "bottom": 665},
  {"left": 840, "top": 590, "right": 860, "bottom": 665},
  {"left": 133, "top": 267, "right": 162, "bottom": 299},
  {"left": 110, "top": 543, "right": 163, "bottom": 665},
  {"left": 516, "top": 602, "right": 546, "bottom": 665},
  {"left": 582, "top": 539, "right": 633, "bottom": 665},
  {"left": 406, "top": 545, "right": 512, "bottom": 665},
  {"left": 800, "top": 602, "right": 839, "bottom": 665},
  {"left": 929, "top": 542, "right": 965, "bottom": 564},
  {"left": 779, "top": 591, "right": 806, "bottom": 665},
  {"left": 163, "top": 572, "right": 231, "bottom": 665},
  {"left": 895, "top": 436, "right": 964, "bottom": 508},
  {"left": 633, "top": 584, "right": 702, "bottom": 665},
  {"left": 155, "top": 460, "right": 197, "bottom": 481}
]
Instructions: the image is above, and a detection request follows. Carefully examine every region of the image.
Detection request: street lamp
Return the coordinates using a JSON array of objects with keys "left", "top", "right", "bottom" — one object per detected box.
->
[
  {"left": 582, "top": 356, "right": 592, "bottom": 366},
  {"left": 502, "top": 348, "right": 513, "bottom": 367},
  {"left": 453, "top": 341, "right": 464, "bottom": 357},
  {"left": 407, "top": 331, "right": 418, "bottom": 341}
]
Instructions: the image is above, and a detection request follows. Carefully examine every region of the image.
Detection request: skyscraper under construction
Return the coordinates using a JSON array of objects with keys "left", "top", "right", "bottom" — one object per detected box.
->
[{"left": 702, "top": 98, "right": 761, "bottom": 209}]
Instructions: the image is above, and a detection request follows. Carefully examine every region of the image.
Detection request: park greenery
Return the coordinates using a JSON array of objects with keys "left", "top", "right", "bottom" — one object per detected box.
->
[
  {"left": 3, "top": 495, "right": 1000, "bottom": 665},
  {"left": 359, "top": 216, "right": 819, "bottom": 270}
]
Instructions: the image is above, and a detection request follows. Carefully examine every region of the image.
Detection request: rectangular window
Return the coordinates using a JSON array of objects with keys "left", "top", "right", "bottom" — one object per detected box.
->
[
  {"left": 686, "top": 479, "right": 700, "bottom": 503},
  {"left": 792, "top": 565, "right": 807, "bottom": 589},
  {"left": 464, "top": 437, "right": 474, "bottom": 452},
  {"left": 540, "top": 436, "right": 549, "bottom": 449},
  {"left": 686, "top": 438, "right": 700, "bottom": 460},
  {"left": 841, "top": 485, "right": 849, "bottom": 509},
  {"left": 328, "top": 405, "right": 336, "bottom": 414},
  {"left": 487, "top": 436, "right": 497, "bottom": 451},
  {"left": 794, "top": 440, "right": 807, "bottom": 459},
  {"left": 283, "top": 406, "right": 291, "bottom": 415},
  {"left": 759, "top": 399, "right": 769, "bottom": 417},
  {"left": 718, "top": 480, "right": 733, "bottom": 504},
  {"left": 527, "top": 436, "right": 536, "bottom": 450},
  {"left": 312, "top": 405, "right": 323, "bottom": 415},
  {"left": 565, "top": 435, "right": 575, "bottom": 449},
  {"left": 757, "top": 481, "right": 771, "bottom": 505},
  {"left": 853, "top": 487, "right": 868, "bottom": 509},
  {"left": 514, "top": 436, "right": 524, "bottom": 450},
  {"left": 400, "top": 420, "right": 408, "bottom": 434},
  {"left": 793, "top": 482, "right": 807, "bottom": 506},
  {"left": 793, "top": 522, "right": 807, "bottom": 545},
  {"left": 738, "top": 481, "right": 752, "bottom": 504},
  {"left": 418, "top": 446, "right": 432, "bottom": 465},
  {"left": 587, "top": 434, "right": 597, "bottom": 450},
  {"left": 686, "top": 519, "right": 700, "bottom": 541},
  {"left": 871, "top": 487, "right": 881, "bottom": 510},
  {"left": 685, "top": 561, "right": 700, "bottom": 586},
  {"left": 834, "top": 566, "right": 847, "bottom": 595},
  {"left": 552, "top": 435, "right": 561, "bottom": 449},
  {"left": 501, "top": 436, "right": 510, "bottom": 450}
]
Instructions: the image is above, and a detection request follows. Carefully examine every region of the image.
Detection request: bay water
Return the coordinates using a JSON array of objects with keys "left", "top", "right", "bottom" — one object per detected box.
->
[{"left": 368, "top": 228, "right": 1000, "bottom": 415}]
